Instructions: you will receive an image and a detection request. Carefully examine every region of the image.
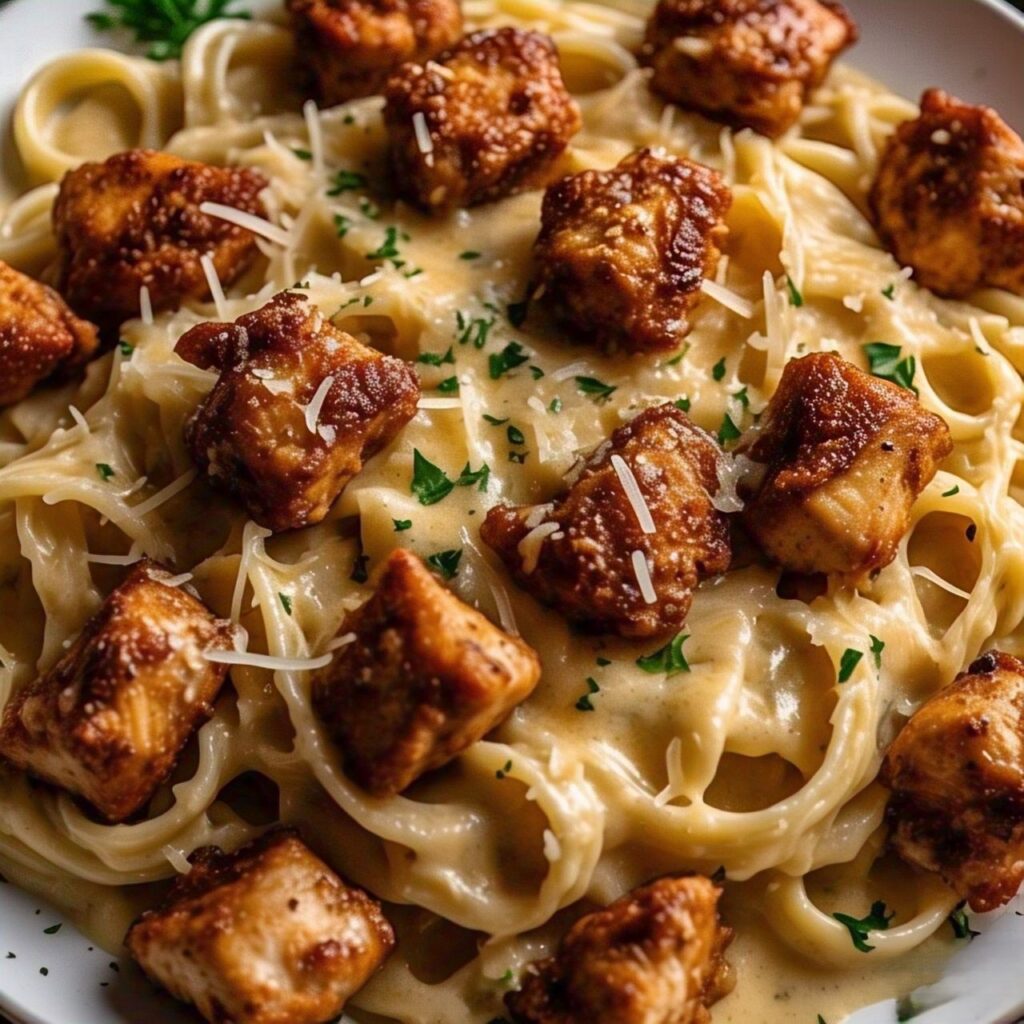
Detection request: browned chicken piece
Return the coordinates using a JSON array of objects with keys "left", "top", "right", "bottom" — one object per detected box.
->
[
  {"left": 0, "top": 260, "right": 99, "bottom": 406},
  {"left": 127, "top": 829, "right": 395, "bottom": 1024},
  {"left": 0, "top": 560, "right": 235, "bottom": 823},
  {"left": 481, "top": 404, "right": 730, "bottom": 639},
  {"left": 177, "top": 292, "right": 420, "bottom": 533},
  {"left": 869, "top": 88, "right": 1024, "bottom": 298},
  {"left": 286, "top": 0, "right": 463, "bottom": 106},
  {"left": 882, "top": 650, "right": 1024, "bottom": 912},
  {"left": 383, "top": 27, "right": 582, "bottom": 211},
  {"left": 312, "top": 548, "right": 541, "bottom": 796},
  {"left": 739, "top": 353, "right": 951, "bottom": 578},
  {"left": 640, "top": 0, "right": 857, "bottom": 137},
  {"left": 506, "top": 875, "right": 733, "bottom": 1024},
  {"left": 53, "top": 149, "right": 267, "bottom": 331},
  {"left": 533, "top": 148, "right": 731, "bottom": 354}
]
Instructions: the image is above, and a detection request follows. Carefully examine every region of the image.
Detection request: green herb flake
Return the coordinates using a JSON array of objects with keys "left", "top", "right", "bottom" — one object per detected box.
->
[
  {"left": 674, "top": 397, "right": 691, "bottom": 413},
  {"left": 664, "top": 347, "right": 689, "bottom": 366},
  {"left": 896, "top": 995, "right": 922, "bottom": 1021},
  {"left": 118, "top": 341, "right": 134, "bottom": 357},
  {"left": 350, "top": 554, "right": 369, "bottom": 584},
  {"left": 278, "top": 593, "right": 293, "bottom": 616},
  {"left": 459, "top": 251, "right": 482, "bottom": 260},
  {"left": 818, "top": 1017, "right": 827, "bottom": 1024},
  {"left": 39, "top": 967, "right": 48, "bottom": 976},
  {"left": 712, "top": 357, "right": 727, "bottom": 382},
  {"left": 96, "top": 463, "right": 115, "bottom": 481},
  {"left": 43, "top": 924, "right": 61, "bottom": 935},
  {"left": 837, "top": 648, "right": 863, "bottom": 683},
  {"left": 427, "top": 548, "right": 462, "bottom": 580},
  {"left": 417, "top": 347, "right": 454, "bottom": 366},
  {"left": 863, "top": 342, "right": 918, "bottom": 395},
  {"left": 482, "top": 414, "right": 509, "bottom": 426},
  {"left": 942, "top": 485, "right": 960, "bottom": 497},
  {"left": 575, "top": 376, "right": 617, "bottom": 403},
  {"left": 870, "top": 634, "right": 885, "bottom": 670},
  {"left": 637, "top": 632, "right": 690, "bottom": 677},
  {"left": 456, "top": 311, "right": 495, "bottom": 349},
  {"left": 291, "top": 147, "right": 312, "bottom": 161},
  {"left": 455, "top": 461, "right": 490, "bottom": 492},
  {"left": 548, "top": 398, "right": 562, "bottom": 414},
  {"left": 786, "top": 274, "right": 804, "bottom": 308},
  {"left": 881, "top": 283, "right": 896, "bottom": 301},
  {"left": 596, "top": 656, "right": 611, "bottom": 667},
  {"left": 717, "top": 413, "right": 742, "bottom": 446},
  {"left": 393, "top": 519, "right": 413, "bottom": 532},
  {"left": 948, "top": 902, "right": 980, "bottom": 940},
  {"left": 732, "top": 386, "right": 750, "bottom": 408},
  {"left": 366, "top": 226, "right": 408, "bottom": 264},
  {"left": 489, "top": 341, "right": 530, "bottom": 379},
  {"left": 327, "top": 169, "right": 368, "bottom": 195},
  {"left": 411, "top": 449, "right": 455, "bottom": 505},
  {"left": 499, "top": 969, "right": 514, "bottom": 986},
  {"left": 833, "top": 901, "right": 894, "bottom": 952},
  {"left": 495, "top": 759, "right": 513, "bottom": 780},
  {"left": 575, "top": 676, "right": 600, "bottom": 712},
  {"left": 507, "top": 425, "right": 525, "bottom": 446},
  {"left": 436, "top": 376, "right": 460, "bottom": 394},
  {"left": 333, "top": 214, "right": 351, "bottom": 238},
  {"left": 529, "top": 365, "right": 545, "bottom": 380},
  {"left": 359, "top": 196, "right": 380, "bottom": 220},
  {"left": 507, "top": 298, "right": 530, "bottom": 327}
]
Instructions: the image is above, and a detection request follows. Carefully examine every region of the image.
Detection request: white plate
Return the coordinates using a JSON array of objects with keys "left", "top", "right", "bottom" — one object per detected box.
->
[{"left": 0, "top": 1, "right": 1023, "bottom": 1022}]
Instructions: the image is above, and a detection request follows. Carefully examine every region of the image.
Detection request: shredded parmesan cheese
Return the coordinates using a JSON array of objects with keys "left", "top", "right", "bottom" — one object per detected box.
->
[
  {"left": 139, "top": 285, "right": 153, "bottom": 325},
  {"left": 327, "top": 633, "right": 357, "bottom": 651},
  {"left": 631, "top": 549, "right": 657, "bottom": 604},
  {"left": 413, "top": 111, "right": 434, "bottom": 154},
  {"left": 199, "top": 202, "right": 293, "bottom": 248},
  {"left": 518, "top": 522, "right": 560, "bottom": 575},
  {"left": 303, "top": 98, "right": 325, "bottom": 177},
  {"left": 203, "top": 649, "right": 335, "bottom": 671},
  {"left": 701, "top": 278, "right": 754, "bottom": 319},
  {"left": 200, "top": 253, "right": 228, "bottom": 320},
  {"left": 610, "top": 455, "right": 656, "bottom": 534},
  {"left": 551, "top": 360, "right": 591, "bottom": 382},
  {"left": 304, "top": 375, "right": 335, "bottom": 434},
  {"left": 132, "top": 468, "right": 197, "bottom": 518},
  {"left": 417, "top": 397, "right": 463, "bottom": 410}
]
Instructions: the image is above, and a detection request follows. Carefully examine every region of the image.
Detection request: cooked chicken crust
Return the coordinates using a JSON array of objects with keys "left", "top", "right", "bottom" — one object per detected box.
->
[
  {"left": 127, "top": 829, "right": 395, "bottom": 1024},
  {"left": 312, "top": 548, "right": 541, "bottom": 796},
  {"left": 0, "top": 560, "right": 235, "bottom": 823}
]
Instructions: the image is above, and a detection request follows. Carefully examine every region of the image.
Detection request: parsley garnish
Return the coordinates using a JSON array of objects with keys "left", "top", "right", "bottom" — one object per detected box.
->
[
  {"left": 427, "top": 549, "right": 462, "bottom": 580},
  {"left": 327, "top": 169, "right": 368, "bottom": 195},
  {"left": 85, "top": 0, "right": 250, "bottom": 60},
  {"left": 712, "top": 357, "right": 727, "bottom": 381},
  {"left": 278, "top": 593, "right": 293, "bottom": 616},
  {"left": 674, "top": 397, "right": 691, "bottom": 413},
  {"left": 896, "top": 996, "right": 921, "bottom": 1021},
  {"left": 39, "top": 967, "right": 48, "bottom": 976},
  {"left": 942, "top": 485, "right": 960, "bottom": 497},
  {"left": 833, "top": 901, "right": 894, "bottom": 952},
  {"left": 366, "top": 226, "right": 408, "bottom": 264},
  {"left": 456, "top": 311, "right": 495, "bottom": 348},
  {"left": 881, "top": 283, "right": 896, "bottom": 301},
  {"left": 393, "top": 519, "right": 412, "bottom": 532},
  {"left": 575, "top": 677, "right": 600, "bottom": 711},
  {"left": 411, "top": 450, "right": 455, "bottom": 505},
  {"left": 96, "top": 463, "right": 115, "bottom": 481},
  {"left": 459, "top": 251, "right": 481, "bottom": 260},
  {"left": 870, "top": 634, "right": 885, "bottom": 669},
  {"left": 529, "top": 365, "right": 544, "bottom": 380},
  {"left": 864, "top": 342, "right": 918, "bottom": 395},
  {"left": 507, "top": 425, "right": 525, "bottom": 446},
  {"left": 818, "top": 1017, "right": 827, "bottom": 1024},
  {"left": 507, "top": 297, "right": 530, "bottom": 327},
  {"left": 948, "top": 902, "right": 979, "bottom": 940},
  {"left": 42, "top": 924, "right": 61, "bottom": 935},
  {"left": 118, "top": 341, "right": 134, "bottom": 357},
  {"left": 596, "top": 656, "right": 611, "bottom": 666},
  {"left": 489, "top": 341, "right": 530, "bottom": 379},
  {"left": 495, "top": 760, "right": 513, "bottom": 780},
  {"left": 548, "top": 398, "right": 562, "bottom": 413},
  {"left": 333, "top": 214, "right": 351, "bottom": 238},
  {"left": 359, "top": 197, "right": 380, "bottom": 220},
  {"left": 717, "top": 413, "right": 741, "bottom": 445},
  {"left": 437, "top": 376, "right": 459, "bottom": 394},
  {"left": 664, "top": 347, "right": 688, "bottom": 366},
  {"left": 482, "top": 414, "right": 509, "bottom": 426},
  {"left": 837, "top": 648, "right": 863, "bottom": 683},
  {"left": 292, "top": 147, "right": 312, "bottom": 161},
  {"left": 455, "top": 462, "right": 490, "bottom": 490},
  {"left": 350, "top": 553, "right": 369, "bottom": 584},
  {"left": 637, "top": 632, "right": 690, "bottom": 676},
  {"left": 785, "top": 275, "right": 804, "bottom": 307},
  {"left": 575, "top": 376, "right": 616, "bottom": 403},
  {"left": 732, "top": 387, "right": 750, "bottom": 408},
  {"left": 417, "top": 347, "right": 454, "bottom": 366}
]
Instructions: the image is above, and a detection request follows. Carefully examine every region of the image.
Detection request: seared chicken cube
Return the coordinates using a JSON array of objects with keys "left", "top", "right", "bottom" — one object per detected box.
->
[
  {"left": 641, "top": 0, "right": 857, "bottom": 137},
  {"left": 882, "top": 651, "right": 1024, "bottom": 912},
  {"left": 53, "top": 149, "right": 267, "bottom": 330},
  {"left": 383, "top": 27, "right": 582, "bottom": 211},
  {"left": 0, "top": 259, "right": 99, "bottom": 406},
  {"left": 312, "top": 548, "right": 541, "bottom": 796},
  {"left": 506, "top": 875, "right": 733, "bottom": 1024},
  {"left": 287, "top": 0, "right": 463, "bottom": 106},
  {"left": 533, "top": 148, "right": 731, "bottom": 353},
  {"left": 0, "top": 560, "right": 235, "bottom": 823},
  {"left": 178, "top": 292, "right": 420, "bottom": 533},
  {"left": 869, "top": 88, "right": 1024, "bottom": 298},
  {"left": 739, "top": 353, "right": 951, "bottom": 578},
  {"left": 127, "top": 829, "right": 395, "bottom": 1024},
  {"left": 481, "top": 404, "right": 731, "bottom": 639}
]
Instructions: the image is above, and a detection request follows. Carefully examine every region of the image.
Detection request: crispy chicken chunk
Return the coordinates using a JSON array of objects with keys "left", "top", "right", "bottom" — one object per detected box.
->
[
  {"left": 739, "top": 353, "right": 951, "bottom": 578},
  {"left": 0, "top": 260, "right": 99, "bottom": 406},
  {"left": 127, "top": 829, "right": 394, "bottom": 1024},
  {"left": 287, "top": 0, "right": 463, "bottom": 106},
  {"left": 882, "top": 651, "right": 1024, "bottom": 912},
  {"left": 533, "top": 148, "right": 731, "bottom": 353},
  {"left": 178, "top": 292, "right": 420, "bottom": 533},
  {"left": 640, "top": 0, "right": 857, "bottom": 137},
  {"left": 312, "top": 548, "right": 541, "bottom": 796},
  {"left": 0, "top": 560, "right": 235, "bottom": 823},
  {"left": 506, "top": 875, "right": 733, "bottom": 1024},
  {"left": 481, "top": 404, "right": 731, "bottom": 639},
  {"left": 53, "top": 149, "right": 267, "bottom": 331},
  {"left": 383, "top": 27, "right": 582, "bottom": 211},
  {"left": 869, "top": 88, "right": 1024, "bottom": 298}
]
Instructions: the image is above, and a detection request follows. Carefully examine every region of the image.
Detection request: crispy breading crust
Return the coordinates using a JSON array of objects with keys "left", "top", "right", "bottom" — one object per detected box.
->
[
  {"left": 506, "top": 875, "right": 734, "bottom": 1024},
  {"left": 0, "top": 560, "right": 235, "bottom": 823},
  {"left": 882, "top": 650, "right": 1024, "bottom": 913},
  {"left": 0, "top": 259, "right": 99, "bottom": 406},
  {"left": 312, "top": 548, "right": 541, "bottom": 796},
  {"left": 127, "top": 829, "right": 395, "bottom": 1024},
  {"left": 481, "top": 403, "right": 731, "bottom": 639},
  {"left": 178, "top": 292, "right": 420, "bottom": 533},
  {"left": 739, "top": 353, "right": 952, "bottom": 577},
  {"left": 287, "top": 0, "right": 463, "bottom": 105},
  {"left": 640, "top": 0, "right": 857, "bottom": 137},
  {"left": 869, "top": 88, "right": 1024, "bottom": 298},
  {"left": 383, "top": 27, "right": 581, "bottom": 211},
  {"left": 533, "top": 148, "right": 731, "bottom": 353},
  {"left": 53, "top": 149, "right": 267, "bottom": 331}
]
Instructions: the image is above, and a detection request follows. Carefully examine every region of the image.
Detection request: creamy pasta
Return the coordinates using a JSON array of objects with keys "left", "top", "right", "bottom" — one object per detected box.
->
[{"left": 2, "top": 1, "right": 1024, "bottom": 1022}]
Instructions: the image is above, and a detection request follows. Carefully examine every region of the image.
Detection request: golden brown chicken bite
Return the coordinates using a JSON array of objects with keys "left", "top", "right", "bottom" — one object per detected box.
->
[
  {"left": 533, "top": 148, "right": 731, "bottom": 354},
  {"left": 178, "top": 292, "right": 420, "bottom": 533},
  {"left": 869, "top": 88, "right": 1024, "bottom": 298},
  {"left": 739, "top": 353, "right": 951, "bottom": 578},
  {"left": 481, "top": 404, "right": 731, "bottom": 639},
  {"left": 506, "top": 875, "right": 733, "bottom": 1024},
  {"left": 640, "top": 0, "right": 857, "bottom": 137},
  {"left": 312, "top": 548, "right": 541, "bottom": 796},
  {"left": 0, "top": 260, "right": 99, "bottom": 406},
  {"left": 382, "top": 27, "right": 582, "bottom": 211},
  {"left": 0, "top": 560, "right": 235, "bottom": 823},
  {"left": 126, "top": 829, "right": 395, "bottom": 1024},
  {"left": 881, "top": 651, "right": 1024, "bottom": 913},
  {"left": 53, "top": 149, "right": 267, "bottom": 331},
  {"left": 286, "top": 0, "right": 463, "bottom": 105}
]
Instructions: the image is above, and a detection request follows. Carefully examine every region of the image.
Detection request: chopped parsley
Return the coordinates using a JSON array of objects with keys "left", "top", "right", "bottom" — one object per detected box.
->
[
  {"left": 333, "top": 214, "right": 351, "bottom": 238},
  {"left": 732, "top": 386, "right": 750, "bottom": 408},
  {"left": 359, "top": 196, "right": 380, "bottom": 220},
  {"left": 881, "top": 283, "right": 896, "bottom": 301},
  {"left": 327, "top": 169, "right": 368, "bottom": 195},
  {"left": 489, "top": 341, "right": 530, "bottom": 379},
  {"left": 482, "top": 414, "right": 509, "bottom": 426},
  {"left": 118, "top": 340, "right": 134, "bottom": 357},
  {"left": 837, "top": 648, "right": 863, "bottom": 683},
  {"left": 785, "top": 275, "right": 804, "bottom": 308},
  {"left": 95, "top": 463, "right": 115, "bottom": 481},
  {"left": 436, "top": 376, "right": 460, "bottom": 394},
  {"left": 85, "top": 0, "right": 250, "bottom": 60},
  {"left": 712, "top": 357, "right": 727, "bottom": 382},
  {"left": 350, "top": 553, "right": 370, "bottom": 584},
  {"left": 42, "top": 924, "right": 61, "bottom": 935},
  {"left": 39, "top": 967, "right": 48, "bottom": 976},
  {"left": 674, "top": 397, "right": 691, "bottom": 413},
  {"left": 278, "top": 593, "right": 293, "bottom": 616},
  {"left": 575, "top": 676, "right": 600, "bottom": 711},
  {"left": 833, "top": 901, "right": 894, "bottom": 952},
  {"left": 575, "top": 376, "right": 617, "bottom": 403},
  {"left": 366, "top": 226, "right": 408, "bottom": 264},
  {"left": 459, "top": 251, "right": 482, "bottom": 260},
  {"left": 393, "top": 519, "right": 412, "bottom": 532},
  {"left": 942, "top": 485, "right": 960, "bottom": 497},
  {"left": 291, "top": 147, "right": 312, "bottom": 161},
  {"left": 507, "top": 297, "right": 530, "bottom": 327},
  {"left": 417, "top": 347, "right": 454, "bottom": 366},
  {"left": 456, "top": 311, "right": 495, "bottom": 349},
  {"left": 863, "top": 342, "right": 918, "bottom": 395},
  {"left": 896, "top": 996, "right": 922, "bottom": 1021},
  {"left": 664, "top": 347, "right": 689, "bottom": 367},
  {"left": 410, "top": 450, "right": 489, "bottom": 504},
  {"left": 596, "top": 656, "right": 611, "bottom": 667},
  {"left": 637, "top": 632, "right": 690, "bottom": 677},
  {"left": 548, "top": 398, "right": 562, "bottom": 413},
  {"left": 717, "top": 413, "right": 742, "bottom": 445},
  {"left": 507, "top": 425, "right": 525, "bottom": 446},
  {"left": 427, "top": 548, "right": 462, "bottom": 580},
  {"left": 818, "top": 1017, "right": 827, "bottom": 1024},
  {"left": 455, "top": 462, "right": 490, "bottom": 490},
  {"left": 870, "top": 634, "right": 885, "bottom": 670},
  {"left": 495, "top": 760, "right": 513, "bottom": 780},
  {"left": 948, "top": 902, "right": 980, "bottom": 940},
  {"left": 529, "top": 365, "right": 544, "bottom": 380}
]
